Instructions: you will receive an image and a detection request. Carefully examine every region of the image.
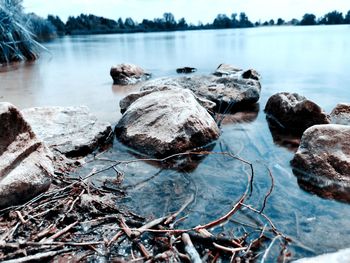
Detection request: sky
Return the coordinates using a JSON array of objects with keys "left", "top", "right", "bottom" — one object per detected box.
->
[{"left": 23, "top": 0, "right": 350, "bottom": 24}]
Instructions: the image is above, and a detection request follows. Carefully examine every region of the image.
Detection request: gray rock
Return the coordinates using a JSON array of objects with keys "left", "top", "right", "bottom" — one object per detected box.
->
[
  {"left": 214, "top": 63, "right": 243, "bottom": 77},
  {"left": 265, "top": 92, "right": 330, "bottom": 134},
  {"left": 110, "top": 63, "right": 151, "bottom": 85},
  {"left": 22, "top": 106, "right": 113, "bottom": 158},
  {"left": 291, "top": 124, "right": 350, "bottom": 182},
  {"left": 115, "top": 88, "right": 220, "bottom": 157},
  {"left": 293, "top": 248, "right": 350, "bottom": 263},
  {"left": 120, "top": 85, "right": 216, "bottom": 113},
  {"left": 242, "top": 69, "right": 261, "bottom": 80},
  {"left": 140, "top": 73, "right": 261, "bottom": 112},
  {"left": 0, "top": 102, "right": 53, "bottom": 208},
  {"left": 330, "top": 103, "right": 350, "bottom": 125}
]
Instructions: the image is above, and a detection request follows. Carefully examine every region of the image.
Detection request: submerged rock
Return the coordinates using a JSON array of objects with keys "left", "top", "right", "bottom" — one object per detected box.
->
[
  {"left": 0, "top": 102, "right": 53, "bottom": 208},
  {"left": 330, "top": 103, "right": 350, "bottom": 125},
  {"left": 265, "top": 92, "right": 330, "bottom": 134},
  {"left": 176, "top": 67, "right": 197, "bottom": 74},
  {"left": 110, "top": 63, "right": 151, "bottom": 85},
  {"left": 115, "top": 88, "right": 220, "bottom": 157},
  {"left": 140, "top": 73, "right": 261, "bottom": 113},
  {"left": 291, "top": 124, "right": 350, "bottom": 182},
  {"left": 22, "top": 106, "right": 113, "bottom": 158}
]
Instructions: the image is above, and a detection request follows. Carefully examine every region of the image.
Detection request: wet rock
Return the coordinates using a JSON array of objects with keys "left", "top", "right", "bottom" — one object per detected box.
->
[
  {"left": 120, "top": 85, "right": 216, "bottom": 113},
  {"left": 214, "top": 63, "right": 242, "bottom": 76},
  {"left": 293, "top": 248, "right": 350, "bottom": 263},
  {"left": 330, "top": 103, "right": 350, "bottom": 125},
  {"left": 242, "top": 69, "right": 260, "bottom": 80},
  {"left": 265, "top": 92, "right": 330, "bottom": 134},
  {"left": 291, "top": 124, "right": 350, "bottom": 182},
  {"left": 140, "top": 73, "right": 261, "bottom": 113},
  {"left": 115, "top": 88, "right": 220, "bottom": 157},
  {"left": 22, "top": 106, "right": 113, "bottom": 158},
  {"left": 176, "top": 67, "right": 197, "bottom": 74},
  {"left": 0, "top": 102, "right": 53, "bottom": 208},
  {"left": 110, "top": 63, "right": 151, "bottom": 85}
]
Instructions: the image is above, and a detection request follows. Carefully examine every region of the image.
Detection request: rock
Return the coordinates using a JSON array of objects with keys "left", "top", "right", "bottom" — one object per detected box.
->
[
  {"left": 22, "top": 106, "right": 113, "bottom": 158},
  {"left": 265, "top": 92, "right": 330, "bottom": 134},
  {"left": 293, "top": 248, "right": 350, "bottom": 263},
  {"left": 0, "top": 102, "right": 53, "bottom": 208},
  {"left": 115, "top": 88, "right": 220, "bottom": 157},
  {"left": 291, "top": 124, "right": 350, "bottom": 182},
  {"left": 242, "top": 69, "right": 260, "bottom": 80},
  {"left": 110, "top": 63, "right": 151, "bottom": 85},
  {"left": 214, "top": 63, "right": 242, "bottom": 76},
  {"left": 120, "top": 85, "right": 216, "bottom": 113},
  {"left": 330, "top": 103, "right": 350, "bottom": 125},
  {"left": 140, "top": 74, "right": 261, "bottom": 113},
  {"left": 176, "top": 67, "right": 197, "bottom": 74}
]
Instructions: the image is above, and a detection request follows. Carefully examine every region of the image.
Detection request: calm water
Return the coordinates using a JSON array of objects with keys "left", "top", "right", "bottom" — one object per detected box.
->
[{"left": 1, "top": 25, "right": 350, "bottom": 260}]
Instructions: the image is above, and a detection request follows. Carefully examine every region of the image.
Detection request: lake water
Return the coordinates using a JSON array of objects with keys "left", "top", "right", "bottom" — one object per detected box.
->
[{"left": 1, "top": 25, "right": 350, "bottom": 261}]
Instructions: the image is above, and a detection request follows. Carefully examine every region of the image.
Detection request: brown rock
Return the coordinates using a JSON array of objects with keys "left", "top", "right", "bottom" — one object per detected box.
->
[
  {"left": 0, "top": 102, "right": 53, "bottom": 208},
  {"left": 115, "top": 88, "right": 220, "bottom": 157},
  {"left": 291, "top": 124, "right": 350, "bottom": 182},
  {"left": 110, "top": 63, "right": 151, "bottom": 85},
  {"left": 330, "top": 103, "right": 350, "bottom": 125},
  {"left": 265, "top": 92, "right": 330, "bottom": 134}
]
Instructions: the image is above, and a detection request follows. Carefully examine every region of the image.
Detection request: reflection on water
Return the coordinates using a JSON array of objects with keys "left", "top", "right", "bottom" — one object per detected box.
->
[{"left": 1, "top": 25, "right": 350, "bottom": 260}]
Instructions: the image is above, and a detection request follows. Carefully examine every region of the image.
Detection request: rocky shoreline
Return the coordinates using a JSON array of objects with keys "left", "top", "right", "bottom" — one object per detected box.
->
[{"left": 0, "top": 63, "right": 349, "bottom": 262}]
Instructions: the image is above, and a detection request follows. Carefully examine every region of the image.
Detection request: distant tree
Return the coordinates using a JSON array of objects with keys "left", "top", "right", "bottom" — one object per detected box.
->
[
  {"left": 117, "top": 18, "right": 125, "bottom": 29},
  {"left": 27, "top": 13, "right": 56, "bottom": 40},
  {"left": 269, "top": 19, "right": 275, "bottom": 25},
  {"left": 255, "top": 21, "right": 261, "bottom": 27},
  {"left": 163, "top": 12, "right": 176, "bottom": 29},
  {"left": 345, "top": 10, "right": 350, "bottom": 24},
  {"left": 124, "top": 17, "right": 135, "bottom": 28},
  {"left": 47, "top": 15, "right": 65, "bottom": 33},
  {"left": 231, "top": 13, "right": 239, "bottom": 27},
  {"left": 289, "top": 18, "right": 299, "bottom": 25},
  {"left": 319, "top": 10, "right": 344, "bottom": 24},
  {"left": 213, "top": 14, "right": 231, "bottom": 28},
  {"left": 177, "top": 17, "right": 188, "bottom": 29},
  {"left": 239, "top": 12, "right": 253, "bottom": 27},
  {"left": 262, "top": 21, "right": 269, "bottom": 26},
  {"left": 277, "top": 18, "right": 285, "bottom": 25},
  {"left": 300, "top": 13, "right": 316, "bottom": 25}
]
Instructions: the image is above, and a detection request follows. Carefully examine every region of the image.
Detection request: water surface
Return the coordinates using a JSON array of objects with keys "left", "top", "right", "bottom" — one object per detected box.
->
[{"left": 1, "top": 25, "right": 350, "bottom": 261}]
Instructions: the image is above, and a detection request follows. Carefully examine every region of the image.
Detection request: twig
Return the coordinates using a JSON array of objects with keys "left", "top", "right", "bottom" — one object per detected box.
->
[
  {"left": 2, "top": 248, "right": 71, "bottom": 263},
  {"left": 213, "top": 242, "right": 247, "bottom": 253},
  {"left": 260, "top": 235, "right": 281, "bottom": 263},
  {"left": 182, "top": 233, "right": 201, "bottom": 263},
  {"left": 45, "top": 221, "right": 78, "bottom": 242},
  {"left": 259, "top": 166, "right": 274, "bottom": 214},
  {"left": 15, "top": 211, "right": 27, "bottom": 224},
  {"left": 165, "top": 194, "right": 194, "bottom": 225}
]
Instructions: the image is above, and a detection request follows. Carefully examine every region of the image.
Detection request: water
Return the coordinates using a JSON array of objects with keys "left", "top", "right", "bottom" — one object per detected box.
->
[{"left": 1, "top": 25, "right": 350, "bottom": 260}]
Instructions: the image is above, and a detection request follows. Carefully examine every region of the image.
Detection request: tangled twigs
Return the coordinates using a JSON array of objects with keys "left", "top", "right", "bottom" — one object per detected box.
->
[{"left": 0, "top": 150, "right": 290, "bottom": 262}]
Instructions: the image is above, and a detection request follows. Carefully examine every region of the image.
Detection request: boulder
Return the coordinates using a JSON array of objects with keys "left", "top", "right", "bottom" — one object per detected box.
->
[
  {"left": 115, "top": 88, "right": 220, "bottom": 157},
  {"left": 265, "top": 92, "right": 330, "bottom": 134},
  {"left": 242, "top": 69, "right": 260, "bottom": 80},
  {"left": 140, "top": 73, "right": 261, "bottom": 113},
  {"left": 120, "top": 85, "right": 216, "bottom": 113},
  {"left": 291, "top": 124, "right": 350, "bottom": 182},
  {"left": 0, "top": 102, "right": 53, "bottom": 208},
  {"left": 22, "top": 106, "right": 113, "bottom": 158},
  {"left": 214, "top": 63, "right": 242, "bottom": 77},
  {"left": 110, "top": 63, "right": 151, "bottom": 85},
  {"left": 330, "top": 103, "right": 350, "bottom": 125},
  {"left": 176, "top": 67, "right": 197, "bottom": 74}
]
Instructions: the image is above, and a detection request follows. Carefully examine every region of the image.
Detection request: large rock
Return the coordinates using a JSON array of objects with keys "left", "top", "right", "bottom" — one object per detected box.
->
[
  {"left": 0, "top": 102, "right": 53, "bottom": 208},
  {"left": 140, "top": 73, "right": 261, "bottom": 112},
  {"left": 115, "top": 88, "right": 220, "bottom": 157},
  {"left": 265, "top": 92, "right": 330, "bottom": 134},
  {"left": 110, "top": 63, "right": 150, "bottom": 85},
  {"left": 291, "top": 124, "right": 350, "bottom": 182},
  {"left": 119, "top": 85, "right": 216, "bottom": 113},
  {"left": 330, "top": 103, "right": 350, "bottom": 125},
  {"left": 22, "top": 106, "right": 113, "bottom": 158}
]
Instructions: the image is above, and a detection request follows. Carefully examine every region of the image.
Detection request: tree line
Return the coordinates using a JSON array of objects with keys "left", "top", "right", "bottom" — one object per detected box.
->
[{"left": 45, "top": 9, "right": 350, "bottom": 36}]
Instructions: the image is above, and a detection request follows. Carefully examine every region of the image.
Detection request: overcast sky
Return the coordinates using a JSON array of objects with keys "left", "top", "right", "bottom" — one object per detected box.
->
[{"left": 23, "top": 0, "right": 350, "bottom": 24}]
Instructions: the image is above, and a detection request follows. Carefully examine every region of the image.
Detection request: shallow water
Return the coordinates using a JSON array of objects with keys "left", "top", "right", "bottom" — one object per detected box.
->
[{"left": 1, "top": 25, "right": 350, "bottom": 260}]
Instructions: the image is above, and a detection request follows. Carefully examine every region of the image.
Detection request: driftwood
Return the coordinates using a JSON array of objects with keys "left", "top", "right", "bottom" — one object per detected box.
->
[{"left": 0, "top": 151, "right": 291, "bottom": 262}]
